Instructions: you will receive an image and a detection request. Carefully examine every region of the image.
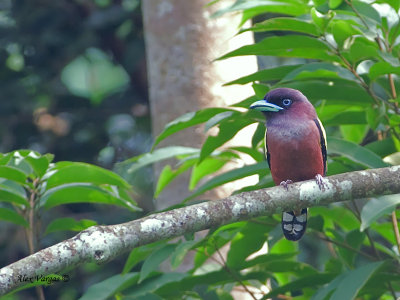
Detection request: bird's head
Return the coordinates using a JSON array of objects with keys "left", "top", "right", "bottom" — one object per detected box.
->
[{"left": 250, "top": 88, "right": 316, "bottom": 120}]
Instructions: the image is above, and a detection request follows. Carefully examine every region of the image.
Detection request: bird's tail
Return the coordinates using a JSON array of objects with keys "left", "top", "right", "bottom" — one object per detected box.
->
[{"left": 281, "top": 208, "right": 307, "bottom": 241}]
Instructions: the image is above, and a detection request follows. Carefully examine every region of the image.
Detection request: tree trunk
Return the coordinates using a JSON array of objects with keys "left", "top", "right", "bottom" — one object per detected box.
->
[{"left": 142, "top": 0, "right": 258, "bottom": 210}]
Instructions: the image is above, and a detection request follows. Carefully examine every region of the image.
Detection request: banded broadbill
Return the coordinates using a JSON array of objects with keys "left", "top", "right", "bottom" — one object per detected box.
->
[{"left": 250, "top": 88, "right": 327, "bottom": 241}]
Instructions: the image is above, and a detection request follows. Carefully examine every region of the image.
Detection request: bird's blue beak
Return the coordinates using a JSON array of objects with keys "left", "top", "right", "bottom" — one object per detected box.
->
[{"left": 249, "top": 100, "right": 283, "bottom": 112}]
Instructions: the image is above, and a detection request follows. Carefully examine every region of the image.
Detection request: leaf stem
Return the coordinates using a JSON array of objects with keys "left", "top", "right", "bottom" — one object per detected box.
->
[
  {"left": 214, "top": 246, "right": 259, "bottom": 300},
  {"left": 317, "top": 234, "right": 376, "bottom": 261},
  {"left": 391, "top": 211, "right": 400, "bottom": 254}
]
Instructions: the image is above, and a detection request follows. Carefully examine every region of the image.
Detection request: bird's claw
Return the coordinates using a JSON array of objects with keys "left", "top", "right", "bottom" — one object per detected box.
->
[
  {"left": 315, "top": 174, "right": 327, "bottom": 191},
  {"left": 280, "top": 179, "right": 293, "bottom": 191}
]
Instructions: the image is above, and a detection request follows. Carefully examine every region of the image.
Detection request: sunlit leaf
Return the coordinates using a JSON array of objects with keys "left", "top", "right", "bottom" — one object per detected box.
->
[
  {"left": 219, "top": 35, "right": 338, "bottom": 62},
  {"left": 125, "top": 147, "right": 200, "bottom": 174},
  {"left": 155, "top": 161, "right": 195, "bottom": 197},
  {"left": 152, "top": 108, "right": 236, "bottom": 149},
  {"left": 189, "top": 155, "right": 231, "bottom": 190},
  {"left": 369, "top": 61, "right": 400, "bottom": 80},
  {"left": 0, "top": 166, "right": 27, "bottom": 185},
  {"left": 40, "top": 184, "right": 139, "bottom": 211},
  {"left": 243, "top": 17, "right": 319, "bottom": 36},
  {"left": 185, "top": 162, "right": 268, "bottom": 202},
  {"left": 46, "top": 162, "right": 131, "bottom": 189},
  {"left": 212, "top": 0, "right": 309, "bottom": 18},
  {"left": 200, "top": 118, "right": 255, "bottom": 161},
  {"left": 0, "top": 189, "right": 29, "bottom": 206}
]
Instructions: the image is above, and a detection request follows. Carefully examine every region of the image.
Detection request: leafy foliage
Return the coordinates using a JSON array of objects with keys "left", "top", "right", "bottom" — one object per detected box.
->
[
  {"left": 4, "top": 0, "right": 400, "bottom": 299},
  {"left": 0, "top": 149, "right": 139, "bottom": 246},
  {"left": 102, "top": 0, "right": 400, "bottom": 299}
]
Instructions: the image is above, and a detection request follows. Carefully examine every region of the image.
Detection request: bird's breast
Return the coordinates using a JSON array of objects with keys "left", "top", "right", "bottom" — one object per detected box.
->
[{"left": 266, "top": 120, "right": 324, "bottom": 184}]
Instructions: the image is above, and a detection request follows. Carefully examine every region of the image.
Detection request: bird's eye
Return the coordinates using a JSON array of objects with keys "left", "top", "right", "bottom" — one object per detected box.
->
[{"left": 282, "top": 99, "right": 292, "bottom": 107}]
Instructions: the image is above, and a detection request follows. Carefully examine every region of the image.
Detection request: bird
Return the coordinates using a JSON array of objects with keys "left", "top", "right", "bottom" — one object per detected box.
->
[{"left": 250, "top": 88, "right": 327, "bottom": 241}]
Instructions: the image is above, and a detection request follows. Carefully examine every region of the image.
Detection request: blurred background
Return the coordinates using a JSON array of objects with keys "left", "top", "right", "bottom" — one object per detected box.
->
[{"left": 1, "top": 1, "right": 151, "bottom": 298}]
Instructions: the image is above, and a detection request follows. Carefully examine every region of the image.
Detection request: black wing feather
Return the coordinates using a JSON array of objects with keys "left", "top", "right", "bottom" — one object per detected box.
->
[
  {"left": 313, "top": 118, "right": 327, "bottom": 176},
  {"left": 264, "top": 129, "right": 271, "bottom": 169}
]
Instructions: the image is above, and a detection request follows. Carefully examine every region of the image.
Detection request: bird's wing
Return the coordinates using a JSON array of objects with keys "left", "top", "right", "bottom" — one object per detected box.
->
[
  {"left": 264, "top": 128, "right": 271, "bottom": 169},
  {"left": 314, "top": 118, "right": 327, "bottom": 176}
]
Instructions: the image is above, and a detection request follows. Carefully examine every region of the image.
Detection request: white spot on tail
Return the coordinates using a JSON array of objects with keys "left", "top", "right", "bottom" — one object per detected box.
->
[{"left": 282, "top": 212, "right": 294, "bottom": 222}]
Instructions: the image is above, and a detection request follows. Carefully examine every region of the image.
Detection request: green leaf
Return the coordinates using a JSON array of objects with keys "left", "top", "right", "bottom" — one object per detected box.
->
[
  {"left": 9, "top": 150, "right": 51, "bottom": 177},
  {"left": 45, "top": 217, "right": 97, "bottom": 234},
  {"left": 329, "top": 0, "right": 343, "bottom": 8},
  {"left": 204, "top": 111, "right": 238, "bottom": 132},
  {"left": 212, "top": 0, "right": 309, "bottom": 18},
  {"left": 200, "top": 118, "right": 255, "bottom": 161},
  {"left": 123, "top": 243, "right": 161, "bottom": 274},
  {"left": 127, "top": 273, "right": 188, "bottom": 297},
  {"left": 369, "top": 61, "right": 400, "bottom": 80},
  {"left": 24, "top": 155, "right": 50, "bottom": 177},
  {"left": 252, "top": 83, "right": 270, "bottom": 99},
  {"left": 225, "top": 65, "right": 300, "bottom": 86},
  {"left": 352, "top": 1, "right": 381, "bottom": 23},
  {"left": 337, "top": 229, "right": 365, "bottom": 267},
  {"left": 46, "top": 162, "right": 130, "bottom": 190},
  {"left": 331, "top": 20, "right": 360, "bottom": 47},
  {"left": 170, "top": 239, "right": 198, "bottom": 270},
  {"left": 40, "top": 184, "right": 139, "bottom": 211},
  {"left": 281, "top": 62, "right": 355, "bottom": 82},
  {"left": 311, "top": 7, "right": 334, "bottom": 33},
  {"left": 360, "top": 194, "right": 400, "bottom": 231},
  {"left": 139, "top": 244, "right": 177, "bottom": 282},
  {"left": 324, "top": 111, "right": 366, "bottom": 126},
  {"left": 348, "top": 38, "right": 378, "bottom": 63},
  {"left": 189, "top": 156, "right": 231, "bottom": 190},
  {"left": 219, "top": 35, "right": 338, "bottom": 62},
  {"left": 265, "top": 273, "right": 337, "bottom": 298},
  {"left": 281, "top": 79, "right": 374, "bottom": 105},
  {"left": 365, "top": 138, "right": 397, "bottom": 158},
  {"left": 339, "top": 124, "right": 368, "bottom": 144},
  {"left": 126, "top": 146, "right": 200, "bottom": 174},
  {"left": 0, "top": 189, "right": 29, "bottom": 206},
  {"left": 228, "top": 146, "right": 265, "bottom": 162},
  {"left": 152, "top": 108, "right": 236, "bottom": 149},
  {"left": 329, "top": 261, "right": 384, "bottom": 300},
  {"left": 243, "top": 17, "right": 319, "bottom": 36},
  {"left": 227, "top": 222, "right": 267, "bottom": 268},
  {"left": 251, "top": 122, "right": 266, "bottom": 149},
  {"left": 366, "top": 104, "right": 385, "bottom": 130},
  {"left": 155, "top": 161, "right": 195, "bottom": 197},
  {"left": 0, "top": 166, "right": 27, "bottom": 185},
  {"left": 79, "top": 273, "right": 139, "bottom": 300},
  {"left": 327, "top": 137, "right": 387, "bottom": 168},
  {"left": 0, "top": 207, "right": 28, "bottom": 227},
  {"left": 185, "top": 162, "right": 268, "bottom": 202}
]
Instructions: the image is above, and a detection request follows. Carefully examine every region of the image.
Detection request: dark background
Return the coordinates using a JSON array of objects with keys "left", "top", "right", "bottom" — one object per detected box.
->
[{"left": 0, "top": 1, "right": 151, "bottom": 298}]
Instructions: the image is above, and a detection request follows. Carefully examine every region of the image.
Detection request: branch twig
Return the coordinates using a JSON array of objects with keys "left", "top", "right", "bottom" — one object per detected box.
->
[{"left": 0, "top": 166, "right": 400, "bottom": 295}]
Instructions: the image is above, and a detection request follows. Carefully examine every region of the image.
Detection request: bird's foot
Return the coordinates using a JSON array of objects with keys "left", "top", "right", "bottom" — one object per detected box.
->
[
  {"left": 315, "top": 174, "right": 327, "bottom": 191},
  {"left": 280, "top": 179, "right": 293, "bottom": 191}
]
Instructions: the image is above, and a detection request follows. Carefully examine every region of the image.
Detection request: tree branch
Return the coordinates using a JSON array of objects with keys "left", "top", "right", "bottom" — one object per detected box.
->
[{"left": 1, "top": 166, "right": 400, "bottom": 295}]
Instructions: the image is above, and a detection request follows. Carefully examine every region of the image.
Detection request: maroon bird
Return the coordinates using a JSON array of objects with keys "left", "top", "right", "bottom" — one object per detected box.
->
[{"left": 250, "top": 88, "right": 327, "bottom": 241}]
